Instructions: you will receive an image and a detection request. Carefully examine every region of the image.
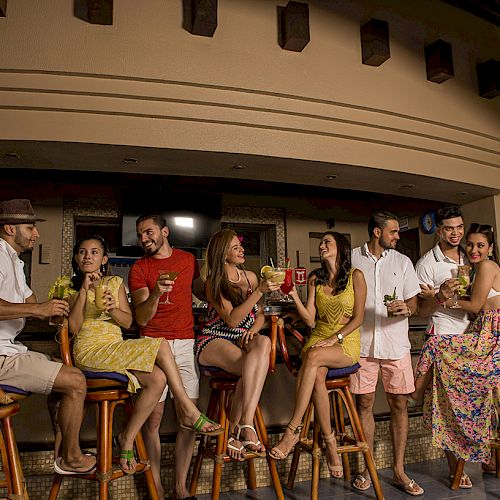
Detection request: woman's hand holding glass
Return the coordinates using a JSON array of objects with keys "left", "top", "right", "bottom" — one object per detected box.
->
[
  {"left": 257, "top": 276, "right": 282, "bottom": 294},
  {"left": 437, "top": 278, "right": 460, "bottom": 307}
]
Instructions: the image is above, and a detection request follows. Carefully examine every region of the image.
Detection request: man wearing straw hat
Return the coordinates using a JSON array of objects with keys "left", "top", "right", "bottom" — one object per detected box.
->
[{"left": 0, "top": 198, "right": 96, "bottom": 475}]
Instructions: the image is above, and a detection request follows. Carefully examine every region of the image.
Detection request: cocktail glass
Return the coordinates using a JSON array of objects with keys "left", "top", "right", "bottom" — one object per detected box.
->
[
  {"left": 263, "top": 267, "right": 286, "bottom": 302},
  {"left": 158, "top": 271, "right": 179, "bottom": 305},
  {"left": 449, "top": 265, "right": 470, "bottom": 308},
  {"left": 280, "top": 268, "right": 294, "bottom": 295}
]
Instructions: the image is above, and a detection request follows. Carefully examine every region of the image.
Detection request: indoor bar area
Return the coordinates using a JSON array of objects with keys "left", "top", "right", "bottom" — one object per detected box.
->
[{"left": 0, "top": 1, "right": 498, "bottom": 499}]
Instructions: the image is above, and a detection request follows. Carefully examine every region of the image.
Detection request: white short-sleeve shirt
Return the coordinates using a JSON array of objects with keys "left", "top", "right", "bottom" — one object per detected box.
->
[
  {"left": 352, "top": 244, "right": 421, "bottom": 360},
  {"left": 0, "top": 239, "right": 33, "bottom": 355},
  {"left": 415, "top": 244, "right": 469, "bottom": 335}
]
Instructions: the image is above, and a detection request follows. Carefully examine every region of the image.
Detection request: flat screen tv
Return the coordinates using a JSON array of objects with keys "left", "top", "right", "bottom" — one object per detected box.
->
[{"left": 120, "top": 191, "right": 222, "bottom": 257}]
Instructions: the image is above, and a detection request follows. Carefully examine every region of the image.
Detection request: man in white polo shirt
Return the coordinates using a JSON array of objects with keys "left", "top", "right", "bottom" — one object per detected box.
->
[
  {"left": 351, "top": 211, "right": 423, "bottom": 496},
  {"left": 413, "top": 206, "right": 473, "bottom": 488}
]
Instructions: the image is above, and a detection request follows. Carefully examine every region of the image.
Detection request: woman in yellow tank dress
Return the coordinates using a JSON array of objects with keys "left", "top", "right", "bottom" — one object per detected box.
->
[
  {"left": 270, "top": 231, "right": 366, "bottom": 478},
  {"left": 69, "top": 236, "right": 222, "bottom": 474}
]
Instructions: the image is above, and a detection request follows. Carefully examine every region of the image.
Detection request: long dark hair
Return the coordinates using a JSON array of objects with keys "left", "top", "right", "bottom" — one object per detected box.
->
[
  {"left": 310, "top": 231, "right": 352, "bottom": 294},
  {"left": 71, "top": 235, "right": 110, "bottom": 290},
  {"left": 466, "top": 223, "right": 498, "bottom": 264},
  {"left": 206, "top": 229, "right": 245, "bottom": 307}
]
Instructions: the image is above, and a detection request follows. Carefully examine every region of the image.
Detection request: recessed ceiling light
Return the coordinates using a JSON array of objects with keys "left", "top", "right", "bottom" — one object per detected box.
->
[
  {"left": 123, "top": 158, "right": 139, "bottom": 164},
  {"left": 232, "top": 165, "right": 246, "bottom": 170},
  {"left": 457, "top": 192, "right": 468, "bottom": 196},
  {"left": 4, "top": 152, "right": 20, "bottom": 159},
  {"left": 326, "top": 175, "right": 337, "bottom": 180},
  {"left": 400, "top": 184, "right": 415, "bottom": 189}
]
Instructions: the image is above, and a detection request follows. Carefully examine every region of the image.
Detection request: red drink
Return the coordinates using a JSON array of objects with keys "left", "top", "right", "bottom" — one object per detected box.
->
[{"left": 280, "top": 268, "right": 293, "bottom": 294}]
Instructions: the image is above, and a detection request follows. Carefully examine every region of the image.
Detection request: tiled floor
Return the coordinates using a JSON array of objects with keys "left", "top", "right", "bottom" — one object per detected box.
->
[{"left": 197, "top": 458, "right": 500, "bottom": 499}]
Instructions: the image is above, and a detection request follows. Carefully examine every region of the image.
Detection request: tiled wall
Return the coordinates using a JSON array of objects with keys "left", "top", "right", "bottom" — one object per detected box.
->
[{"left": 14, "top": 417, "right": 443, "bottom": 499}]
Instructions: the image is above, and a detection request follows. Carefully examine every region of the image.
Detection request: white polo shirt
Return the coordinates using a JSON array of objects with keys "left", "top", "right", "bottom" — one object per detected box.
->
[
  {"left": 415, "top": 244, "right": 469, "bottom": 335},
  {"left": 0, "top": 239, "right": 33, "bottom": 355},
  {"left": 352, "top": 244, "right": 421, "bottom": 360}
]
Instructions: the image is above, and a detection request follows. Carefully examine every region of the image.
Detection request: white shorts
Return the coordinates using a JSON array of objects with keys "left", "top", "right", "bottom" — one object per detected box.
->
[{"left": 158, "top": 339, "right": 199, "bottom": 402}]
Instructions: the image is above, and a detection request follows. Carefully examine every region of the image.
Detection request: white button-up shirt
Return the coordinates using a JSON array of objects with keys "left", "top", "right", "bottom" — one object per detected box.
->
[
  {"left": 0, "top": 239, "right": 33, "bottom": 355},
  {"left": 415, "top": 244, "right": 469, "bottom": 335},
  {"left": 352, "top": 244, "right": 421, "bottom": 360}
]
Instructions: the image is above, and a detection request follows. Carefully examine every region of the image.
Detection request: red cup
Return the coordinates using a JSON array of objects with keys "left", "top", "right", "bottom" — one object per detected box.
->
[{"left": 280, "top": 268, "right": 293, "bottom": 294}]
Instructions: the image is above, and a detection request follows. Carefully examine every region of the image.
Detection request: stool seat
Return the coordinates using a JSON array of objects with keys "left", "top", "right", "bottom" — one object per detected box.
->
[{"left": 326, "top": 363, "right": 360, "bottom": 379}]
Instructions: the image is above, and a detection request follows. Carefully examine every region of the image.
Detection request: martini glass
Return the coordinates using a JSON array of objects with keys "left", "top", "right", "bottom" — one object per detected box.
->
[{"left": 158, "top": 271, "right": 179, "bottom": 305}]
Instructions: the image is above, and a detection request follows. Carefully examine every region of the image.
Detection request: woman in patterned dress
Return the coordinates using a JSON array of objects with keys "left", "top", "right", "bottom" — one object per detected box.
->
[
  {"left": 194, "top": 229, "right": 281, "bottom": 460},
  {"left": 70, "top": 236, "right": 222, "bottom": 474},
  {"left": 269, "top": 232, "right": 366, "bottom": 479},
  {"left": 411, "top": 224, "right": 500, "bottom": 487}
]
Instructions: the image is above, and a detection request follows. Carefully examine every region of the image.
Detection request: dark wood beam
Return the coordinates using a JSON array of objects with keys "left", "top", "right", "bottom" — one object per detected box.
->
[
  {"left": 74, "top": 0, "right": 113, "bottom": 25},
  {"left": 477, "top": 59, "right": 500, "bottom": 99},
  {"left": 278, "top": 1, "right": 310, "bottom": 52},
  {"left": 183, "top": 0, "right": 218, "bottom": 37},
  {"left": 0, "top": 0, "right": 7, "bottom": 17},
  {"left": 360, "top": 18, "right": 390, "bottom": 66},
  {"left": 441, "top": 0, "right": 500, "bottom": 26},
  {"left": 425, "top": 39, "right": 454, "bottom": 83}
]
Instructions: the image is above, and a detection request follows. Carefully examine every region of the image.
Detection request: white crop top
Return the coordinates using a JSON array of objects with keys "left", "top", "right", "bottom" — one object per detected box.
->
[{"left": 487, "top": 288, "right": 500, "bottom": 299}]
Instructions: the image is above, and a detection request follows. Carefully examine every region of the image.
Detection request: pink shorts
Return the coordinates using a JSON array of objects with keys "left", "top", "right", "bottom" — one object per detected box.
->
[{"left": 349, "top": 352, "right": 415, "bottom": 395}]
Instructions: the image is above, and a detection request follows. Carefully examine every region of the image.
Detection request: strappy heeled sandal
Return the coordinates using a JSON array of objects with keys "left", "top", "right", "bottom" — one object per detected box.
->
[
  {"left": 268, "top": 422, "right": 303, "bottom": 460},
  {"left": 323, "top": 429, "right": 343, "bottom": 478},
  {"left": 237, "top": 424, "right": 267, "bottom": 457}
]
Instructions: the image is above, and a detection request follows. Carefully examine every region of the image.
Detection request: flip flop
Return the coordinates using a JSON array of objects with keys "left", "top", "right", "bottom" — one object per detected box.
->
[
  {"left": 237, "top": 424, "right": 267, "bottom": 457},
  {"left": 53, "top": 456, "right": 96, "bottom": 476},
  {"left": 392, "top": 478, "right": 424, "bottom": 496},
  {"left": 179, "top": 413, "right": 224, "bottom": 436},
  {"left": 352, "top": 474, "right": 371, "bottom": 491},
  {"left": 119, "top": 449, "right": 137, "bottom": 475},
  {"left": 227, "top": 436, "right": 246, "bottom": 462},
  {"left": 449, "top": 473, "right": 473, "bottom": 489}
]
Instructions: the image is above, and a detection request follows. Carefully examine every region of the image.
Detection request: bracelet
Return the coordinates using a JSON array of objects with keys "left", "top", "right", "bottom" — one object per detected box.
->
[{"left": 435, "top": 294, "right": 446, "bottom": 305}]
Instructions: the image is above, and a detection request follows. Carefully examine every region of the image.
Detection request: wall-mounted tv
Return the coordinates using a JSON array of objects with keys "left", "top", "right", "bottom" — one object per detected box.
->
[{"left": 120, "top": 191, "right": 222, "bottom": 257}]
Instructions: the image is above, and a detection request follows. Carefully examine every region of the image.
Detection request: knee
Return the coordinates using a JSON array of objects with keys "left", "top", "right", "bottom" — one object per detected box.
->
[
  {"left": 304, "top": 348, "right": 320, "bottom": 368},
  {"left": 256, "top": 334, "right": 271, "bottom": 354},
  {"left": 314, "top": 370, "right": 327, "bottom": 389},
  {"left": 61, "top": 367, "right": 87, "bottom": 397},
  {"left": 144, "top": 406, "right": 164, "bottom": 433},
  {"left": 387, "top": 394, "right": 408, "bottom": 413},
  {"left": 356, "top": 395, "right": 375, "bottom": 414},
  {"left": 145, "top": 370, "right": 167, "bottom": 393}
]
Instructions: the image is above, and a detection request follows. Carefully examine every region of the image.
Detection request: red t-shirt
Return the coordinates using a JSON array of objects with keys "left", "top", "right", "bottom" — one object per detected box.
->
[{"left": 128, "top": 249, "right": 200, "bottom": 340}]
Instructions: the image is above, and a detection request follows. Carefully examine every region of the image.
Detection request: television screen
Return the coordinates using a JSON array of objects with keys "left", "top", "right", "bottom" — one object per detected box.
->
[{"left": 120, "top": 191, "right": 222, "bottom": 256}]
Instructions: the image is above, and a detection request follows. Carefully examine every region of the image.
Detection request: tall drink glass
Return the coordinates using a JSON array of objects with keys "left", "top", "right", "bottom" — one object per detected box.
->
[
  {"left": 49, "top": 285, "right": 66, "bottom": 326},
  {"left": 280, "top": 268, "right": 293, "bottom": 295}
]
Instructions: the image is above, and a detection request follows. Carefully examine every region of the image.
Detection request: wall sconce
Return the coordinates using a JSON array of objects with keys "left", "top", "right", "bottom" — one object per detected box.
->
[
  {"left": 278, "top": 1, "right": 310, "bottom": 52},
  {"left": 477, "top": 59, "right": 499, "bottom": 99},
  {"left": 183, "top": 0, "right": 218, "bottom": 37},
  {"left": 360, "top": 18, "right": 390, "bottom": 66},
  {"left": 0, "top": 0, "right": 6, "bottom": 17},
  {"left": 425, "top": 39, "right": 454, "bottom": 83},
  {"left": 74, "top": 0, "right": 113, "bottom": 25}
]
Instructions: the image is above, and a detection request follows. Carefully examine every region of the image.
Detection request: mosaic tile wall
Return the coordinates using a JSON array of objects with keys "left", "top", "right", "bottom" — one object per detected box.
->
[
  {"left": 222, "top": 206, "right": 286, "bottom": 265},
  {"left": 14, "top": 417, "right": 443, "bottom": 499},
  {"left": 61, "top": 198, "right": 120, "bottom": 275}
]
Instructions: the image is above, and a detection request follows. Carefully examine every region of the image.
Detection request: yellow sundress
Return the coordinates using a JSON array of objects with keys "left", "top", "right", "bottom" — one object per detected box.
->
[
  {"left": 73, "top": 276, "right": 163, "bottom": 393},
  {"left": 302, "top": 268, "right": 360, "bottom": 363}
]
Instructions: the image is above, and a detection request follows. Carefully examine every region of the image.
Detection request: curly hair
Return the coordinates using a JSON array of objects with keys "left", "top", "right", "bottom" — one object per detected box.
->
[
  {"left": 206, "top": 228, "right": 245, "bottom": 307},
  {"left": 71, "top": 235, "right": 110, "bottom": 291},
  {"left": 310, "top": 231, "right": 352, "bottom": 294}
]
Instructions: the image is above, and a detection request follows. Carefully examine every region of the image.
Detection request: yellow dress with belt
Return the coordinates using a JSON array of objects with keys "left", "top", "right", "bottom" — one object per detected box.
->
[
  {"left": 302, "top": 268, "right": 360, "bottom": 363},
  {"left": 73, "top": 276, "right": 163, "bottom": 393}
]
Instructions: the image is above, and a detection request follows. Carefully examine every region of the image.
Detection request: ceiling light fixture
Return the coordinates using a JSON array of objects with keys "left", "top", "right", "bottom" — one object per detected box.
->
[
  {"left": 326, "top": 175, "right": 337, "bottom": 180},
  {"left": 4, "top": 152, "right": 20, "bottom": 159},
  {"left": 123, "top": 158, "right": 139, "bottom": 164},
  {"left": 232, "top": 165, "right": 246, "bottom": 170},
  {"left": 457, "top": 192, "right": 468, "bottom": 196},
  {"left": 400, "top": 184, "right": 415, "bottom": 189}
]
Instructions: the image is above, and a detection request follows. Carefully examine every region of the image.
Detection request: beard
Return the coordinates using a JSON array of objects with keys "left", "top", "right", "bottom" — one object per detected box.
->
[
  {"left": 379, "top": 236, "right": 396, "bottom": 250},
  {"left": 14, "top": 232, "right": 33, "bottom": 253}
]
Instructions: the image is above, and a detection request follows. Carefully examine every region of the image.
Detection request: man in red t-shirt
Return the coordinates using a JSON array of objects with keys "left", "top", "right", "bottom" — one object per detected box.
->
[{"left": 128, "top": 213, "right": 205, "bottom": 500}]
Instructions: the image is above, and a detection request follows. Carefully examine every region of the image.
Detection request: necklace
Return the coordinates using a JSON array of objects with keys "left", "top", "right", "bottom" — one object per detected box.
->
[{"left": 227, "top": 267, "right": 241, "bottom": 284}]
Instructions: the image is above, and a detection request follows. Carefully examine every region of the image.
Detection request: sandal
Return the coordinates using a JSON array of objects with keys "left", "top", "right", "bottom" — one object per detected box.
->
[
  {"left": 227, "top": 435, "right": 246, "bottom": 462},
  {"left": 237, "top": 424, "right": 267, "bottom": 457},
  {"left": 323, "top": 430, "right": 343, "bottom": 478},
  {"left": 119, "top": 449, "right": 136, "bottom": 475},
  {"left": 352, "top": 474, "right": 371, "bottom": 491},
  {"left": 179, "top": 413, "right": 224, "bottom": 436},
  {"left": 268, "top": 422, "right": 303, "bottom": 460},
  {"left": 449, "top": 472, "right": 472, "bottom": 489},
  {"left": 392, "top": 478, "right": 424, "bottom": 496}
]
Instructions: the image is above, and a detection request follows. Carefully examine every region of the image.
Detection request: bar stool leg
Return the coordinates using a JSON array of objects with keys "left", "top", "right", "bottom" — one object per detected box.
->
[
  {"left": 310, "top": 419, "right": 322, "bottom": 500},
  {"left": 286, "top": 402, "right": 312, "bottom": 490},
  {"left": 495, "top": 446, "right": 500, "bottom": 478},
  {"left": 211, "top": 389, "right": 228, "bottom": 500},
  {"left": 451, "top": 459, "right": 465, "bottom": 490},
  {"left": 333, "top": 389, "right": 351, "bottom": 481}
]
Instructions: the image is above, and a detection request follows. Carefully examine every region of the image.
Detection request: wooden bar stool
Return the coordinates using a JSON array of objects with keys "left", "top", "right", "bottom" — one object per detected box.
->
[
  {"left": 0, "top": 385, "right": 30, "bottom": 500},
  {"left": 278, "top": 321, "right": 384, "bottom": 500},
  {"left": 189, "top": 317, "right": 284, "bottom": 500},
  {"left": 48, "top": 320, "right": 159, "bottom": 500}
]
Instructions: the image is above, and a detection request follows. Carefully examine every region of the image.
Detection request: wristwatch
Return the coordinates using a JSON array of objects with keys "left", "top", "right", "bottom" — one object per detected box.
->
[{"left": 336, "top": 333, "right": 344, "bottom": 344}]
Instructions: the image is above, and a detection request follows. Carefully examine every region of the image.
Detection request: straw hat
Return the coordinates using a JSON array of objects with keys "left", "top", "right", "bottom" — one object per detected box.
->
[{"left": 0, "top": 199, "right": 46, "bottom": 224}]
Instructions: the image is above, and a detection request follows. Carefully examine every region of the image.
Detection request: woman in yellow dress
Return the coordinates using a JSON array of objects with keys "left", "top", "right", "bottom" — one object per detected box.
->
[
  {"left": 269, "top": 231, "right": 366, "bottom": 478},
  {"left": 69, "top": 235, "right": 222, "bottom": 474}
]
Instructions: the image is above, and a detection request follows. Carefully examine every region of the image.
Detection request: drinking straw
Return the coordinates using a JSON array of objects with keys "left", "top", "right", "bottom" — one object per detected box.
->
[
  {"left": 270, "top": 258, "right": 275, "bottom": 268},
  {"left": 286, "top": 257, "right": 290, "bottom": 268}
]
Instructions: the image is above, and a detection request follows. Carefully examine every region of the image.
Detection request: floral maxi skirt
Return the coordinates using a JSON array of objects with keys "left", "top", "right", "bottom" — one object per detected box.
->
[{"left": 415, "top": 309, "right": 500, "bottom": 462}]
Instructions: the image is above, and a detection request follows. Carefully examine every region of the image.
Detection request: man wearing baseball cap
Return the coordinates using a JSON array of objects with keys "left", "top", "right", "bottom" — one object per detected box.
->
[{"left": 0, "top": 199, "right": 95, "bottom": 475}]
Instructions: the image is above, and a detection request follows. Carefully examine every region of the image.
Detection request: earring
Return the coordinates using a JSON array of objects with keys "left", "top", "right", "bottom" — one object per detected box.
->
[
  {"left": 488, "top": 250, "right": 493, "bottom": 257},
  {"left": 101, "top": 264, "right": 107, "bottom": 273}
]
